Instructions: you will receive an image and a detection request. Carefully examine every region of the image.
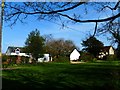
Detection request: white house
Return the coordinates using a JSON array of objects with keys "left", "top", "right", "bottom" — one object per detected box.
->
[
  {"left": 98, "top": 46, "right": 115, "bottom": 59},
  {"left": 6, "top": 46, "right": 29, "bottom": 57},
  {"left": 38, "top": 54, "right": 52, "bottom": 62},
  {"left": 6, "top": 46, "right": 53, "bottom": 63},
  {"left": 70, "top": 49, "right": 80, "bottom": 62}
]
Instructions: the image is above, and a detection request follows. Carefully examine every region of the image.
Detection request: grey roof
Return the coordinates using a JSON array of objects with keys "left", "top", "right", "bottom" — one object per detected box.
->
[{"left": 6, "top": 46, "right": 24, "bottom": 53}]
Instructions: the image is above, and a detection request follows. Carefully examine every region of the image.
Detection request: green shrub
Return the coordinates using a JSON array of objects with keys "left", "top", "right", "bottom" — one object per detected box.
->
[
  {"left": 2, "top": 54, "right": 8, "bottom": 62},
  {"left": 92, "top": 58, "right": 97, "bottom": 62},
  {"left": 106, "top": 55, "right": 118, "bottom": 61},
  {"left": 2, "top": 55, "right": 30, "bottom": 68},
  {"left": 2, "top": 55, "right": 12, "bottom": 68},
  {"left": 80, "top": 52, "right": 94, "bottom": 62},
  {"left": 54, "top": 56, "right": 69, "bottom": 63},
  {"left": 21, "top": 56, "right": 29, "bottom": 64},
  {"left": 9, "top": 55, "right": 18, "bottom": 64}
]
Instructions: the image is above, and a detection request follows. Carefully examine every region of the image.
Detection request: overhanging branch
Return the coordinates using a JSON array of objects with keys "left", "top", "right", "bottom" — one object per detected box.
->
[
  {"left": 8, "top": 2, "right": 86, "bottom": 15},
  {"left": 58, "top": 13, "right": 120, "bottom": 23},
  {"left": 101, "top": 1, "right": 120, "bottom": 11},
  {"left": 93, "top": 22, "right": 98, "bottom": 37}
]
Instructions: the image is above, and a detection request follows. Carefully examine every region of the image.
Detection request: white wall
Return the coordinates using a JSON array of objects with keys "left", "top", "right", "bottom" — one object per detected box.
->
[
  {"left": 109, "top": 47, "right": 114, "bottom": 55},
  {"left": 70, "top": 49, "right": 80, "bottom": 61},
  {"left": 38, "top": 54, "right": 52, "bottom": 62},
  {"left": 8, "top": 52, "right": 29, "bottom": 57}
]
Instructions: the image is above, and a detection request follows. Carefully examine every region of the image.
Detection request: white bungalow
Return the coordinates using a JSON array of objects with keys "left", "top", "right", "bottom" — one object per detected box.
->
[
  {"left": 6, "top": 46, "right": 52, "bottom": 63},
  {"left": 70, "top": 49, "right": 80, "bottom": 62},
  {"left": 6, "top": 46, "right": 29, "bottom": 57}
]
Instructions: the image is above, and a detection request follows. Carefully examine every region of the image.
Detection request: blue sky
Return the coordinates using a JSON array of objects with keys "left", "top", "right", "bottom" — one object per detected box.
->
[
  {"left": 2, "top": 18, "right": 112, "bottom": 53},
  {"left": 2, "top": 2, "right": 118, "bottom": 53}
]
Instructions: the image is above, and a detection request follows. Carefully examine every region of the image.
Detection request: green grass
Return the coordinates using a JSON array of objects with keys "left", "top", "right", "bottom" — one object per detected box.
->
[{"left": 2, "top": 61, "right": 120, "bottom": 89}]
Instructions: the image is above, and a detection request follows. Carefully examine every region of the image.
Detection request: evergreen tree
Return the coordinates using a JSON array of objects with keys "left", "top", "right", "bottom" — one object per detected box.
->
[
  {"left": 24, "top": 29, "right": 45, "bottom": 61},
  {"left": 82, "top": 36, "right": 104, "bottom": 58}
]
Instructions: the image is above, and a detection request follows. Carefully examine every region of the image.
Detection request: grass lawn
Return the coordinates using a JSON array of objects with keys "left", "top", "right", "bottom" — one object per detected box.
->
[{"left": 2, "top": 61, "right": 120, "bottom": 90}]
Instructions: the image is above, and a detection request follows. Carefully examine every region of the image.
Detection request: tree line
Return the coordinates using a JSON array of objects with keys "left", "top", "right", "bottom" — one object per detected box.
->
[
  {"left": 24, "top": 29, "right": 77, "bottom": 61},
  {"left": 1, "top": 2, "right": 120, "bottom": 61},
  {"left": 24, "top": 29, "right": 119, "bottom": 62}
]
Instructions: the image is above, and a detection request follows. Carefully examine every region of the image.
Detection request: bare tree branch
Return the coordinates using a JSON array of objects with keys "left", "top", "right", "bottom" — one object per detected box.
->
[
  {"left": 58, "top": 13, "right": 120, "bottom": 23},
  {"left": 7, "top": 2, "right": 85, "bottom": 15},
  {"left": 92, "top": 22, "right": 98, "bottom": 37},
  {"left": 5, "top": 2, "right": 87, "bottom": 26},
  {"left": 5, "top": 2, "right": 120, "bottom": 26},
  {"left": 100, "top": 1, "right": 120, "bottom": 11}
]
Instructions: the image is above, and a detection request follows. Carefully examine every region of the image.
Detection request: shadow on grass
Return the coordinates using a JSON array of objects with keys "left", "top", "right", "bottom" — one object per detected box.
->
[
  {"left": 3, "top": 77, "right": 119, "bottom": 90},
  {"left": 2, "top": 77, "right": 85, "bottom": 89},
  {"left": 2, "top": 63, "right": 120, "bottom": 90}
]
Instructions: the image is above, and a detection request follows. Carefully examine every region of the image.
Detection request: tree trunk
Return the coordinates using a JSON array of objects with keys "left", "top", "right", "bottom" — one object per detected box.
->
[
  {"left": 116, "top": 42, "right": 120, "bottom": 60},
  {"left": 117, "top": 5, "right": 120, "bottom": 60}
]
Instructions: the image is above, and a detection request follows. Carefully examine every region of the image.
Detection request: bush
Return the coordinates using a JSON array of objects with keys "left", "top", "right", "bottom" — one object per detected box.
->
[
  {"left": 3, "top": 55, "right": 30, "bottom": 64},
  {"left": 9, "top": 55, "right": 18, "bottom": 64},
  {"left": 92, "top": 58, "right": 97, "bottom": 62},
  {"left": 2, "top": 55, "right": 12, "bottom": 68},
  {"left": 106, "top": 55, "right": 118, "bottom": 61},
  {"left": 54, "top": 56, "right": 69, "bottom": 63},
  {"left": 21, "top": 56, "right": 30, "bottom": 64},
  {"left": 2, "top": 54, "right": 8, "bottom": 62},
  {"left": 80, "top": 52, "right": 94, "bottom": 62}
]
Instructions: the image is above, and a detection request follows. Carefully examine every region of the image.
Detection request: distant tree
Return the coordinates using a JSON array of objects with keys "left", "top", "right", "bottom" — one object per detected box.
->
[
  {"left": 24, "top": 29, "right": 45, "bottom": 61},
  {"left": 43, "top": 34, "right": 54, "bottom": 45},
  {"left": 45, "top": 38, "right": 77, "bottom": 59},
  {"left": 81, "top": 36, "right": 104, "bottom": 58}
]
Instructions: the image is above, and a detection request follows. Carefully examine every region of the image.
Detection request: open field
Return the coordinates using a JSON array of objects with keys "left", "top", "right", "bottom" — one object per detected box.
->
[{"left": 2, "top": 61, "right": 120, "bottom": 90}]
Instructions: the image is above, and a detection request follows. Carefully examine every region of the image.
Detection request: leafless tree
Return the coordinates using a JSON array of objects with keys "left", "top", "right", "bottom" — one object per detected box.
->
[{"left": 45, "top": 38, "right": 76, "bottom": 59}]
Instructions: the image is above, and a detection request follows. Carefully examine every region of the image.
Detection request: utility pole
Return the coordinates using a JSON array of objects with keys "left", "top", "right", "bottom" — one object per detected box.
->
[
  {"left": 0, "top": 0, "right": 4, "bottom": 63},
  {"left": 0, "top": 0, "right": 4, "bottom": 89}
]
